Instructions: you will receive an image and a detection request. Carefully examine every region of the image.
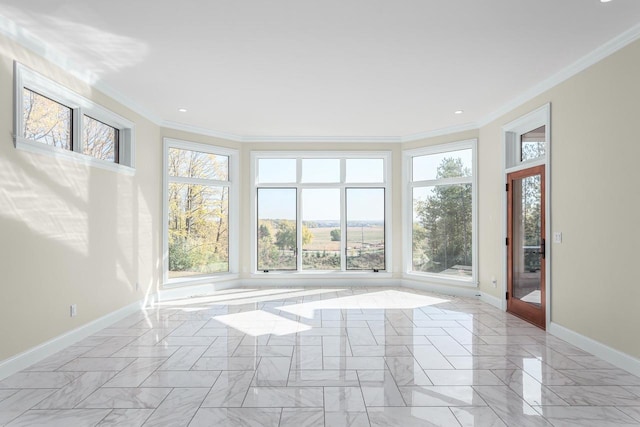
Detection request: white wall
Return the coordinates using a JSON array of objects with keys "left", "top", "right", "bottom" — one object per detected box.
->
[
  {"left": 0, "top": 34, "right": 161, "bottom": 360},
  {"left": 475, "top": 39, "right": 640, "bottom": 359}
]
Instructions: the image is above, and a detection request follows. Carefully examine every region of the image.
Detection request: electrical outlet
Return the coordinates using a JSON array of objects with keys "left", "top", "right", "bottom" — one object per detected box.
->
[
  {"left": 491, "top": 276, "right": 497, "bottom": 288},
  {"left": 70, "top": 304, "right": 77, "bottom": 317},
  {"left": 554, "top": 232, "right": 562, "bottom": 243}
]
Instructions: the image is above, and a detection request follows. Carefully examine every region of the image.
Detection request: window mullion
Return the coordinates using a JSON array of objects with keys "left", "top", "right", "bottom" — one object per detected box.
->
[
  {"left": 297, "top": 187, "right": 302, "bottom": 271},
  {"left": 340, "top": 186, "right": 346, "bottom": 271},
  {"left": 412, "top": 176, "right": 472, "bottom": 187},
  {"left": 73, "top": 108, "right": 82, "bottom": 153},
  {"left": 169, "top": 176, "right": 230, "bottom": 186}
]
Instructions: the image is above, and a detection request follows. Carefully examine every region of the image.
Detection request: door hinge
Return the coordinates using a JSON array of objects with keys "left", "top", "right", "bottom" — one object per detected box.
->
[
  {"left": 505, "top": 237, "right": 509, "bottom": 246},
  {"left": 506, "top": 291, "right": 509, "bottom": 300},
  {"left": 506, "top": 183, "right": 509, "bottom": 191}
]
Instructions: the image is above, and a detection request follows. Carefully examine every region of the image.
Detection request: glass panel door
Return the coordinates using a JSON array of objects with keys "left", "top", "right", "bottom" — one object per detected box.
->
[{"left": 507, "top": 165, "right": 545, "bottom": 328}]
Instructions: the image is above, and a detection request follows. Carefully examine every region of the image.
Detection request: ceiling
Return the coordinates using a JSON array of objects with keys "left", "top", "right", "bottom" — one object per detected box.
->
[{"left": 1, "top": 0, "right": 640, "bottom": 140}]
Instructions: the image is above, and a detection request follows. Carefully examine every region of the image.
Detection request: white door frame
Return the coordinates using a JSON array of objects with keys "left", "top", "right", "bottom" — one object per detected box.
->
[{"left": 501, "top": 103, "right": 552, "bottom": 328}]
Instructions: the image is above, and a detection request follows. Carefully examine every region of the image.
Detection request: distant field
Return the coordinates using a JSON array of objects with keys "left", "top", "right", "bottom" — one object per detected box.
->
[
  {"left": 304, "top": 225, "right": 384, "bottom": 251},
  {"left": 304, "top": 226, "right": 340, "bottom": 251},
  {"left": 346, "top": 226, "right": 384, "bottom": 248}
]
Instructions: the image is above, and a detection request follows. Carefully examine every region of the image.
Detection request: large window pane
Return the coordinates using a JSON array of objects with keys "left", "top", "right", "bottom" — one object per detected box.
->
[
  {"left": 412, "top": 149, "right": 472, "bottom": 182},
  {"left": 258, "top": 159, "right": 296, "bottom": 183},
  {"left": 346, "top": 159, "right": 384, "bottom": 183},
  {"left": 301, "top": 159, "right": 340, "bottom": 183},
  {"left": 412, "top": 185, "right": 472, "bottom": 277},
  {"left": 83, "top": 115, "right": 118, "bottom": 162},
  {"left": 346, "top": 188, "right": 384, "bottom": 270},
  {"left": 512, "top": 173, "right": 542, "bottom": 303},
  {"left": 302, "top": 189, "right": 341, "bottom": 270},
  {"left": 23, "top": 88, "right": 72, "bottom": 149},
  {"left": 521, "top": 125, "right": 546, "bottom": 162},
  {"left": 168, "top": 147, "right": 229, "bottom": 180},
  {"left": 168, "top": 183, "right": 229, "bottom": 278},
  {"left": 257, "top": 188, "right": 297, "bottom": 270}
]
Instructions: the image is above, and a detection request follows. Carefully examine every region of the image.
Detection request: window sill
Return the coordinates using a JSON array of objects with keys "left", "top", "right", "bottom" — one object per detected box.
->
[
  {"left": 403, "top": 272, "right": 477, "bottom": 288},
  {"left": 250, "top": 271, "right": 392, "bottom": 279},
  {"left": 15, "top": 137, "right": 135, "bottom": 176},
  {"left": 163, "top": 273, "right": 239, "bottom": 289}
]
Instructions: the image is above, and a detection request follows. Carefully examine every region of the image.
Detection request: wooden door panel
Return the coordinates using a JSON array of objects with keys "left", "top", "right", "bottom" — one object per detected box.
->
[{"left": 507, "top": 165, "right": 545, "bottom": 329}]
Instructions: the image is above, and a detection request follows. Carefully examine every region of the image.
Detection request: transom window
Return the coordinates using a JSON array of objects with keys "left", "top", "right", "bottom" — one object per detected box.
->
[
  {"left": 504, "top": 108, "right": 550, "bottom": 170},
  {"left": 520, "top": 125, "right": 546, "bottom": 162},
  {"left": 14, "top": 62, "right": 135, "bottom": 172},
  {"left": 163, "top": 139, "right": 238, "bottom": 285},
  {"left": 252, "top": 152, "right": 391, "bottom": 273},
  {"left": 83, "top": 115, "right": 119, "bottom": 162},
  {"left": 23, "top": 88, "right": 72, "bottom": 149},
  {"left": 404, "top": 140, "right": 477, "bottom": 284}
]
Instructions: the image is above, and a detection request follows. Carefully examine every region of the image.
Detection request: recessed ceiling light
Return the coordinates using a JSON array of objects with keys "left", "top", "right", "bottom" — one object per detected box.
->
[
  {"left": 454, "top": 110, "right": 464, "bottom": 115},
  {"left": 178, "top": 108, "right": 187, "bottom": 113},
  {"left": 600, "top": 0, "right": 612, "bottom": 2}
]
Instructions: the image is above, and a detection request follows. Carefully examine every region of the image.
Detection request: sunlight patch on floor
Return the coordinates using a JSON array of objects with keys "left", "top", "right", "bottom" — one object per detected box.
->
[
  {"left": 212, "top": 309, "right": 311, "bottom": 336},
  {"left": 279, "top": 289, "right": 450, "bottom": 319}
]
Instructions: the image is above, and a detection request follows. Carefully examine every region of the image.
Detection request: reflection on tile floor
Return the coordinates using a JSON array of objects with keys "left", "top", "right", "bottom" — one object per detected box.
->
[{"left": 1, "top": 287, "right": 639, "bottom": 426}]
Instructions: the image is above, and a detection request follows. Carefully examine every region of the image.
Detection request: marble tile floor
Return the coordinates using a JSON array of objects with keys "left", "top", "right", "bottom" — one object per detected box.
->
[{"left": 1, "top": 286, "right": 639, "bottom": 426}]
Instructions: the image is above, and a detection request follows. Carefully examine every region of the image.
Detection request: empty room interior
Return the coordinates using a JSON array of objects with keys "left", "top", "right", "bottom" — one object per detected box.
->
[{"left": 1, "top": 0, "right": 640, "bottom": 426}]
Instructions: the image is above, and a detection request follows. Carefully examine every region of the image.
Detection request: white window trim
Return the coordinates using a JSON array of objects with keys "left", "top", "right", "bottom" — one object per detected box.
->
[
  {"left": 501, "top": 103, "right": 551, "bottom": 325},
  {"left": 402, "top": 139, "right": 478, "bottom": 287},
  {"left": 250, "top": 150, "right": 392, "bottom": 275},
  {"left": 14, "top": 62, "right": 135, "bottom": 174},
  {"left": 504, "top": 104, "right": 550, "bottom": 173},
  {"left": 162, "top": 138, "right": 239, "bottom": 287}
]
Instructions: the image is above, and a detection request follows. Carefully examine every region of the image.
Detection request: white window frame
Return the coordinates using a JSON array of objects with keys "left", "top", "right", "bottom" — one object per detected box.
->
[
  {"left": 502, "top": 103, "right": 551, "bottom": 323},
  {"left": 250, "top": 151, "right": 392, "bottom": 276},
  {"left": 162, "top": 138, "right": 239, "bottom": 287},
  {"left": 14, "top": 62, "right": 135, "bottom": 174},
  {"left": 403, "top": 139, "right": 478, "bottom": 286},
  {"left": 504, "top": 105, "right": 550, "bottom": 172}
]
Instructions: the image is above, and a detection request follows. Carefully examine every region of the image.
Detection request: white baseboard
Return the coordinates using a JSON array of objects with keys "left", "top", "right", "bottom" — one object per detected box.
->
[
  {"left": 157, "top": 279, "right": 240, "bottom": 302},
  {"left": 243, "top": 276, "right": 400, "bottom": 288},
  {"left": 548, "top": 322, "right": 640, "bottom": 377},
  {"left": 0, "top": 297, "right": 151, "bottom": 381},
  {"left": 479, "top": 292, "right": 504, "bottom": 310},
  {"left": 402, "top": 278, "right": 480, "bottom": 299}
]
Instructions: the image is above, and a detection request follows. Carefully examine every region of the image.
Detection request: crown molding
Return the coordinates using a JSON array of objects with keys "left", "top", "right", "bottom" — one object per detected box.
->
[
  {"left": 161, "top": 121, "right": 403, "bottom": 143},
  {"left": 160, "top": 120, "right": 244, "bottom": 142},
  {"left": 241, "top": 134, "right": 402, "bottom": 143},
  {"left": 478, "top": 21, "right": 640, "bottom": 128},
  {"left": 400, "top": 122, "right": 479, "bottom": 142},
  {"left": 2, "top": 13, "right": 639, "bottom": 143}
]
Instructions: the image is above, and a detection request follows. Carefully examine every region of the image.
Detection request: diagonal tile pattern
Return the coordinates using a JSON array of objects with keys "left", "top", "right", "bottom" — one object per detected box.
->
[{"left": 1, "top": 286, "right": 639, "bottom": 426}]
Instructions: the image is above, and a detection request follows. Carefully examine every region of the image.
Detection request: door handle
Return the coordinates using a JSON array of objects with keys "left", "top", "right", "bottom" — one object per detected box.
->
[{"left": 539, "top": 239, "right": 545, "bottom": 259}]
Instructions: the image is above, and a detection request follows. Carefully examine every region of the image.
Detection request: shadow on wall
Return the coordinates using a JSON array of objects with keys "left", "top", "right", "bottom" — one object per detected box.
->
[
  {"left": 0, "top": 143, "right": 150, "bottom": 359},
  {"left": 0, "top": 9, "right": 148, "bottom": 84}
]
